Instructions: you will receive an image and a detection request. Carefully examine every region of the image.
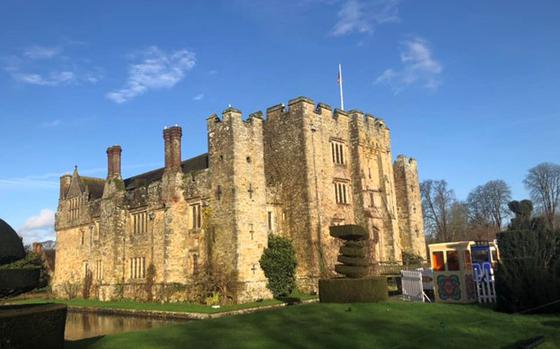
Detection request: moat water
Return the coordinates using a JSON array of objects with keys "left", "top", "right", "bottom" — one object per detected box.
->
[{"left": 65, "top": 311, "right": 188, "bottom": 340}]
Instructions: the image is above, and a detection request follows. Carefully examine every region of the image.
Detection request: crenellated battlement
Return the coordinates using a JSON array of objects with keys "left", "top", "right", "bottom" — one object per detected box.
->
[
  {"left": 207, "top": 107, "right": 264, "bottom": 131},
  {"left": 395, "top": 154, "right": 418, "bottom": 168},
  {"left": 260, "top": 96, "right": 389, "bottom": 135}
]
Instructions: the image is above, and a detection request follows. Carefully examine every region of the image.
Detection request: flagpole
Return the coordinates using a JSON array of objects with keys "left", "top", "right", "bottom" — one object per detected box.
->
[{"left": 338, "top": 64, "right": 344, "bottom": 111}]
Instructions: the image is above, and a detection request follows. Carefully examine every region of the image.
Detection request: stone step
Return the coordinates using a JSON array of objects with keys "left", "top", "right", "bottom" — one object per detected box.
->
[
  {"left": 334, "top": 264, "right": 368, "bottom": 278},
  {"left": 337, "top": 255, "right": 369, "bottom": 266},
  {"left": 340, "top": 246, "right": 367, "bottom": 257},
  {"left": 329, "top": 225, "right": 368, "bottom": 241}
]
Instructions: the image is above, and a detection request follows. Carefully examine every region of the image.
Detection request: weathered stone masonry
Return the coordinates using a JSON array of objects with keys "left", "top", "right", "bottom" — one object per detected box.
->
[{"left": 53, "top": 96, "right": 426, "bottom": 302}]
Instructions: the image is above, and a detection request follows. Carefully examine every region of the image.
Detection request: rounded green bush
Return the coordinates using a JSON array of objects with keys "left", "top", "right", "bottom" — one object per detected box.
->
[{"left": 259, "top": 235, "right": 297, "bottom": 298}]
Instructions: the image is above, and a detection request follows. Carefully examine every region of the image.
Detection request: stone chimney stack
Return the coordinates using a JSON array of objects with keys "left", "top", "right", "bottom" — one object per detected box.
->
[
  {"left": 106, "top": 145, "right": 122, "bottom": 179},
  {"left": 163, "top": 125, "right": 182, "bottom": 171},
  {"left": 59, "top": 174, "right": 72, "bottom": 199}
]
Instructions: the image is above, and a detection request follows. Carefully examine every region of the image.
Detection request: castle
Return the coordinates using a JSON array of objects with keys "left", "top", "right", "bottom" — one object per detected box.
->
[{"left": 53, "top": 96, "right": 426, "bottom": 303}]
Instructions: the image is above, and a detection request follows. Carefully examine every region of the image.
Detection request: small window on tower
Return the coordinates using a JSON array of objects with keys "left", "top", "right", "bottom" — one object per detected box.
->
[
  {"left": 331, "top": 141, "right": 345, "bottom": 165},
  {"left": 267, "top": 211, "right": 273, "bottom": 232},
  {"left": 191, "top": 203, "right": 202, "bottom": 229},
  {"left": 132, "top": 211, "right": 148, "bottom": 234},
  {"left": 334, "top": 182, "right": 349, "bottom": 204}
]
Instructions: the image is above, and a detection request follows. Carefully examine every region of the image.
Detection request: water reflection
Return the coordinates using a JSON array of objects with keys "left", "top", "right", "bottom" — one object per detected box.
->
[{"left": 65, "top": 311, "right": 187, "bottom": 340}]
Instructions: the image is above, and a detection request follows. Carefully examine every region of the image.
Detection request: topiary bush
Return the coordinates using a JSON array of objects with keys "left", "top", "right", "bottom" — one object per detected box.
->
[
  {"left": 259, "top": 235, "right": 297, "bottom": 298},
  {"left": 495, "top": 200, "right": 560, "bottom": 313}
]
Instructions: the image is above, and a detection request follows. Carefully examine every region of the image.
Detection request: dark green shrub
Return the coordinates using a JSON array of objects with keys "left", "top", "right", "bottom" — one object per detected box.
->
[
  {"left": 0, "top": 252, "right": 41, "bottom": 270},
  {"left": 259, "top": 235, "right": 297, "bottom": 298},
  {"left": 319, "top": 277, "right": 388, "bottom": 303},
  {"left": 495, "top": 200, "right": 560, "bottom": 313},
  {"left": 402, "top": 251, "right": 424, "bottom": 266}
]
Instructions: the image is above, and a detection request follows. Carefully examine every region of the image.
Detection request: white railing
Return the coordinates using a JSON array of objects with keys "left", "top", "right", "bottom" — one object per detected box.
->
[
  {"left": 474, "top": 265, "right": 496, "bottom": 303},
  {"left": 401, "top": 270, "right": 430, "bottom": 302}
]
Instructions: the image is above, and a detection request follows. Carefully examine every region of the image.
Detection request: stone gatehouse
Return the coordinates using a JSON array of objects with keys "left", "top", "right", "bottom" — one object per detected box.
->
[{"left": 52, "top": 96, "right": 426, "bottom": 303}]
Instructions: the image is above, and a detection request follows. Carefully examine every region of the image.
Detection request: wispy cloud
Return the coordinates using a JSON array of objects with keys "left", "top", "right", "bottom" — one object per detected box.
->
[
  {"left": 106, "top": 46, "right": 196, "bottom": 103},
  {"left": 23, "top": 45, "right": 61, "bottom": 59},
  {"left": 17, "top": 209, "right": 56, "bottom": 244},
  {"left": 375, "top": 37, "right": 443, "bottom": 93},
  {"left": 13, "top": 71, "right": 75, "bottom": 86},
  {"left": 3, "top": 42, "right": 102, "bottom": 87},
  {"left": 0, "top": 162, "right": 161, "bottom": 191},
  {"left": 193, "top": 93, "right": 204, "bottom": 101},
  {"left": 41, "top": 119, "right": 62, "bottom": 128},
  {"left": 331, "top": 0, "right": 399, "bottom": 37}
]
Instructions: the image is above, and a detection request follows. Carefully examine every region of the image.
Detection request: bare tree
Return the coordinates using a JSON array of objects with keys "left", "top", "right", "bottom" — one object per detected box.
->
[
  {"left": 421, "top": 180, "right": 455, "bottom": 242},
  {"left": 523, "top": 163, "right": 560, "bottom": 228},
  {"left": 448, "top": 201, "right": 469, "bottom": 241},
  {"left": 467, "top": 180, "right": 511, "bottom": 230}
]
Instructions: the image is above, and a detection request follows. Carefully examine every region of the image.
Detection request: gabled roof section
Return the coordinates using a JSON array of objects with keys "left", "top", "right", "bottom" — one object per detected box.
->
[
  {"left": 66, "top": 167, "right": 105, "bottom": 200},
  {"left": 124, "top": 153, "right": 209, "bottom": 190}
]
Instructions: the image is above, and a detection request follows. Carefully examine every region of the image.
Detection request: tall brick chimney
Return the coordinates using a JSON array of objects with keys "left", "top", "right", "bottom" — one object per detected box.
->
[
  {"left": 163, "top": 125, "right": 182, "bottom": 171},
  {"left": 106, "top": 145, "right": 122, "bottom": 179}
]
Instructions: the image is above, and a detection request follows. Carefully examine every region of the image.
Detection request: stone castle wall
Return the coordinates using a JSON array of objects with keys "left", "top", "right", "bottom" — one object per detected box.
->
[{"left": 53, "top": 96, "right": 425, "bottom": 303}]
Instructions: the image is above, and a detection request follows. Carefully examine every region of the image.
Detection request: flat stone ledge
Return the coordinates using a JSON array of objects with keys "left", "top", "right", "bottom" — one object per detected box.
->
[{"left": 65, "top": 298, "right": 319, "bottom": 320}]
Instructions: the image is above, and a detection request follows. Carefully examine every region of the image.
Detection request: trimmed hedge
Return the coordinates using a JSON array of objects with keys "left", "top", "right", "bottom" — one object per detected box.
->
[
  {"left": 0, "top": 303, "right": 67, "bottom": 349},
  {"left": 0, "top": 268, "right": 40, "bottom": 297},
  {"left": 319, "top": 277, "right": 388, "bottom": 303},
  {"left": 329, "top": 225, "right": 368, "bottom": 241}
]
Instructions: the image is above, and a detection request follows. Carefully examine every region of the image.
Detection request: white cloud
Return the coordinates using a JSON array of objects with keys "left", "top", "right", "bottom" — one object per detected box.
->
[
  {"left": 193, "top": 93, "right": 204, "bottom": 101},
  {"left": 3, "top": 42, "right": 102, "bottom": 87},
  {"left": 23, "top": 45, "right": 61, "bottom": 59},
  {"left": 107, "top": 46, "right": 196, "bottom": 103},
  {"left": 13, "top": 71, "right": 75, "bottom": 86},
  {"left": 17, "top": 209, "right": 56, "bottom": 244},
  {"left": 331, "top": 0, "right": 399, "bottom": 37},
  {"left": 41, "top": 119, "right": 62, "bottom": 128},
  {"left": 375, "top": 37, "right": 443, "bottom": 93}
]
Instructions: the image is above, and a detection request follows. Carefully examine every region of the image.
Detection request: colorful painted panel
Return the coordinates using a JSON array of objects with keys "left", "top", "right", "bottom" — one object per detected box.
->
[{"left": 437, "top": 275, "right": 461, "bottom": 301}]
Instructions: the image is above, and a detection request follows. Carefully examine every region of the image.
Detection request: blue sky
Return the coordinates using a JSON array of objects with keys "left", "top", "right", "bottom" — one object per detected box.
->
[{"left": 1, "top": 1, "right": 559, "bottom": 243}]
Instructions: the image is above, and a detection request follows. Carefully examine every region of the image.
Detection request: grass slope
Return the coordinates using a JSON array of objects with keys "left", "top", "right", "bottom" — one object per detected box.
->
[{"left": 66, "top": 302, "right": 560, "bottom": 349}]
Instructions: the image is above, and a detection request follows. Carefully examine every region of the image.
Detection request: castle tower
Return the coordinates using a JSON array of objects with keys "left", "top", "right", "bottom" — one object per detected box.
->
[
  {"left": 208, "top": 107, "right": 270, "bottom": 302},
  {"left": 348, "top": 110, "right": 402, "bottom": 265},
  {"left": 393, "top": 155, "right": 426, "bottom": 259}
]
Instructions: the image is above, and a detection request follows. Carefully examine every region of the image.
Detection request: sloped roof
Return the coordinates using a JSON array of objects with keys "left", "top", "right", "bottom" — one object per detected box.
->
[
  {"left": 124, "top": 153, "right": 209, "bottom": 190},
  {"left": 0, "top": 218, "right": 25, "bottom": 265},
  {"left": 80, "top": 176, "right": 105, "bottom": 199}
]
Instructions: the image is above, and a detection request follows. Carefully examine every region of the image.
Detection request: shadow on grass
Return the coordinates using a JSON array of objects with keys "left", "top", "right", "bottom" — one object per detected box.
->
[
  {"left": 65, "top": 335, "right": 104, "bottom": 349},
  {"left": 276, "top": 297, "right": 302, "bottom": 306},
  {"left": 500, "top": 335, "right": 544, "bottom": 349},
  {"left": 541, "top": 320, "right": 560, "bottom": 328}
]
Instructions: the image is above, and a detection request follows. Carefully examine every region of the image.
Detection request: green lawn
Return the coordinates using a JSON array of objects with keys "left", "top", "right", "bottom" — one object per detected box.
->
[
  {"left": 65, "top": 301, "right": 560, "bottom": 349},
  {"left": 10, "top": 293, "right": 316, "bottom": 314}
]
